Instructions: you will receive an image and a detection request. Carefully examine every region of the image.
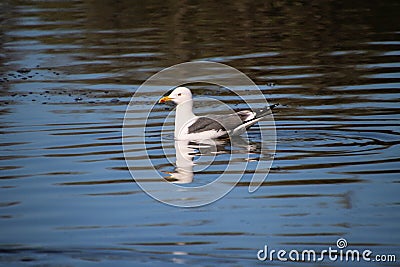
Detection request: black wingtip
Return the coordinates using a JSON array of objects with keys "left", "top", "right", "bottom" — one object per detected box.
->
[
  {"left": 253, "top": 104, "right": 279, "bottom": 118},
  {"left": 269, "top": 103, "right": 279, "bottom": 110}
]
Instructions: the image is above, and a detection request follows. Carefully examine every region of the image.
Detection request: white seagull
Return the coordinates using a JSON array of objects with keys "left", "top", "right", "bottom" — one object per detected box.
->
[{"left": 158, "top": 87, "right": 277, "bottom": 140}]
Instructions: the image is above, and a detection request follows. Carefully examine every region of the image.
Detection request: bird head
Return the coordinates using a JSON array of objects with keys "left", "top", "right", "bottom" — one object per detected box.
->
[{"left": 159, "top": 87, "right": 192, "bottom": 105}]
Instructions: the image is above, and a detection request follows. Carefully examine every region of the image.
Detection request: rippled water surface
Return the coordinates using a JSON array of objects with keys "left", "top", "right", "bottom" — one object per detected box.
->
[{"left": 1, "top": 1, "right": 399, "bottom": 266}]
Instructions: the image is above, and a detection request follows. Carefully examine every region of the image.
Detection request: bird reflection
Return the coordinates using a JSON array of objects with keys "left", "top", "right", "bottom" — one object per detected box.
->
[{"left": 163, "top": 136, "right": 261, "bottom": 184}]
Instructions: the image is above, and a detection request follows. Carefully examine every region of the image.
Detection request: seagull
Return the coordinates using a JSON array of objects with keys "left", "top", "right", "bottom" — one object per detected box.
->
[{"left": 158, "top": 87, "right": 277, "bottom": 140}]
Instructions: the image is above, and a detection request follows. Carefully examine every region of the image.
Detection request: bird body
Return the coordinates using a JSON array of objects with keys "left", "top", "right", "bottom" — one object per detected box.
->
[{"left": 159, "top": 87, "right": 276, "bottom": 140}]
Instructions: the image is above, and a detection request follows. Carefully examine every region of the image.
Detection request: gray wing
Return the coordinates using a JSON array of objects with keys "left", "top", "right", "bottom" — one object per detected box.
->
[
  {"left": 188, "top": 105, "right": 278, "bottom": 134},
  {"left": 187, "top": 117, "right": 227, "bottom": 134},
  {"left": 188, "top": 112, "right": 249, "bottom": 134}
]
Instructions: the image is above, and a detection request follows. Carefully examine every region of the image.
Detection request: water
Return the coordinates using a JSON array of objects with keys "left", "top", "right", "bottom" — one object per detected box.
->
[{"left": 1, "top": 0, "right": 399, "bottom": 266}]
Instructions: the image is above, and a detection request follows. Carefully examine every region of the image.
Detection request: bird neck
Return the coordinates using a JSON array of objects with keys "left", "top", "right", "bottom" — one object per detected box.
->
[{"left": 175, "top": 100, "right": 195, "bottom": 138}]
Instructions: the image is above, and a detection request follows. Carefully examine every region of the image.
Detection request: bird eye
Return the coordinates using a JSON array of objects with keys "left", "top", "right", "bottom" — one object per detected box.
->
[{"left": 178, "top": 93, "right": 182, "bottom": 96}]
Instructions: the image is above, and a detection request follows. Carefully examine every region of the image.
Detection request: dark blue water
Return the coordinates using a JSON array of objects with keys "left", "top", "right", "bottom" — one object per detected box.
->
[{"left": 1, "top": 1, "right": 399, "bottom": 266}]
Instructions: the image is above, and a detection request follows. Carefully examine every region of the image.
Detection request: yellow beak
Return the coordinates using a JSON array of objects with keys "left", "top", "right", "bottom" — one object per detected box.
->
[{"left": 159, "top": 96, "right": 173, "bottom": 103}]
